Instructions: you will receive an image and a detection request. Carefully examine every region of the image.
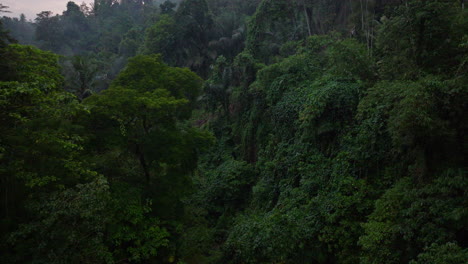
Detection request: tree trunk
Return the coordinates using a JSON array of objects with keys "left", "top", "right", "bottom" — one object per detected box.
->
[
  {"left": 303, "top": 1, "right": 312, "bottom": 36},
  {"left": 136, "top": 143, "right": 151, "bottom": 184}
]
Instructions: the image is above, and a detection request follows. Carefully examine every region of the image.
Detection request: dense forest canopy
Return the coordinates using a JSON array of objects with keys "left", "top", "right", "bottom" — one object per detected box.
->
[{"left": 0, "top": 0, "right": 467, "bottom": 263}]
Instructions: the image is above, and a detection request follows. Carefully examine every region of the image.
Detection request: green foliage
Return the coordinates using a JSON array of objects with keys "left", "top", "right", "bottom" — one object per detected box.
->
[
  {"left": 9, "top": 176, "right": 112, "bottom": 264},
  {"left": 61, "top": 55, "right": 101, "bottom": 99},
  {"left": 0, "top": 81, "right": 90, "bottom": 189},
  {"left": 0, "top": 44, "right": 103, "bottom": 262},
  {"left": 107, "top": 183, "right": 170, "bottom": 262},
  {"left": 202, "top": 55, "right": 233, "bottom": 114},
  {"left": 185, "top": 2, "right": 467, "bottom": 264},
  {"left": 375, "top": 0, "right": 467, "bottom": 78},
  {"left": 143, "top": 0, "right": 219, "bottom": 77},
  {"left": 0, "top": 46, "right": 211, "bottom": 263},
  {"left": 119, "top": 28, "right": 142, "bottom": 57},
  {"left": 112, "top": 54, "right": 202, "bottom": 102},
  {"left": 0, "top": 45, "right": 87, "bottom": 191},
  {"left": 226, "top": 209, "right": 307, "bottom": 263},
  {"left": 143, "top": 14, "right": 179, "bottom": 62},
  {"left": 357, "top": 76, "right": 466, "bottom": 179},
  {"left": 1, "top": 44, "right": 63, "bottom": 86},
  {"left": 0, "top": 9, "right": 18, "bottom": 49},
  {"left": 2, "top": 1, "right": 467, "bottom": 264},
  {"left": 82, "top": 54, "right": 213, "bottom": 262},
  {"left": 410, "top": 242, "right": 468, "bottom": 264},
  {"left": 160, "top": 1, "right": 177, "bottom": 15},
  {"left": 360, "top": 171, "right": 467, "bottom": 264},
  {"left": 9, "top": 177, "right": 170, "bottom": 264},
  {"left": 34, "top": 11, "right": 64, "bottom": 52},
  {"left": 198, "top": 159, "right": 255, "bottom": 213},
  {"left": 245, "top": 0, "right": 296, "bottom": 61}
]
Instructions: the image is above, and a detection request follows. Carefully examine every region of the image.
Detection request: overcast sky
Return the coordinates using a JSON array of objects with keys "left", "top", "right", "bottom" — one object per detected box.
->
[{"left": 2, "top": 0, "right": 91, "bottom": 20}]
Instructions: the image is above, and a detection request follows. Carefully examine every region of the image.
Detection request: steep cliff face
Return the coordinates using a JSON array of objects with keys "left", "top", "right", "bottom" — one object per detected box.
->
[{"left": 187, "top": 1, "right": 467, "bottom": 263}]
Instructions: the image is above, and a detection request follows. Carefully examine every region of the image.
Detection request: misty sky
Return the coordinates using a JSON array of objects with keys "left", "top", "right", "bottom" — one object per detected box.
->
[{"left": 2, "top": 0, "right": 91, "bottom": 20}]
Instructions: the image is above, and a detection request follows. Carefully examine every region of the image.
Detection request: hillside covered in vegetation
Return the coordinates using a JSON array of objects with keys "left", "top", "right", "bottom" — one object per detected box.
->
[{"left": 0, "top": 0, "right": 467, "bottom": 263}]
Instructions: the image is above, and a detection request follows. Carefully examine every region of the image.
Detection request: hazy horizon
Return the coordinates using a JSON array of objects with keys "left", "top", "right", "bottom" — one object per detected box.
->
[{"left": 1, "top": 0, "right": 91, "bottom": 21}]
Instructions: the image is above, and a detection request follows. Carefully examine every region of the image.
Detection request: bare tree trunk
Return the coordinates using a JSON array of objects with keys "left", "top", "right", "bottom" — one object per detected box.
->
[
  {"left": 303, "top": 0, "right": 312, "bottom": 36},
  {"left": 136, "top": 143, "right": 151, "bottom": 184},
  {"left": 4, "top": 178, "right": 8, "bottom": 218},
  {"left": 370, "top": 9, "right": 375, "bottom": 57},
  {"left": 366, "top": 0, "right": 370, "bottom": 53},
  {"left": 360, "top": 0, "right": 365, "bottom": 32}
]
